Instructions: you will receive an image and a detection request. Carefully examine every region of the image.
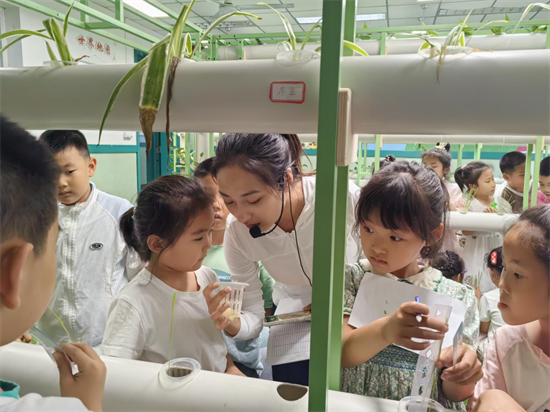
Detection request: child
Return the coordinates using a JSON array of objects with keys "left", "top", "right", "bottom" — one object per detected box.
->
[
  {"left": 431, "top": 251, "right": 467, "bottom": 284},
  {"left": 537, "top": 156, "right": 550, "bottom": 205},
  {"left": 100, "top": 175, "right": 242, "bottom": 375},
  {"left": 0, "top": 117, "right": 106, "bottom": 411},
  {"left": 423, "top": 144, "right": 462, "bottom": 253},
  {"left": 341, "top": 161, "right": 481, "bottom": 410},
  {"left": 472, "top": 205, "right": 550, "bottom": 412},
  {"left": 498, "top": 151, "right": 526, "bottom": 215},
  {"left": 37, "top": 130, "right": 142, "bottom": 347},
  {"left": 455, "top": 161, "right": 502, "bottom": 294},
  {"left": 194, "top": 158, "right": 275, "bottom": 378},
  {"left": 478, "top": 246, "right": 506, "bottom": 354}
]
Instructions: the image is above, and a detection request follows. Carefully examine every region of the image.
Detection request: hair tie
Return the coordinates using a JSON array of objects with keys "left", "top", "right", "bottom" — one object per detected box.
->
[{"left": 490, "top": 251, "right": 498, "bottom": 266}]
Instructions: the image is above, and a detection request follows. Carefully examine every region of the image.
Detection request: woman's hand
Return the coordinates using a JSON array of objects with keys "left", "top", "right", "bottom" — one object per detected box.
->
[
  {"left": 483, "top": 207, "right": 498, "bottom": 214},
  {"left": 438, "top": 344, "right": 483, "bottom": 402},
  {"left": 381, "top": 302, "right": 448, "bottom": 350},
  {"left": 203, "top": 282, "right": 241, "bottom": 336}
]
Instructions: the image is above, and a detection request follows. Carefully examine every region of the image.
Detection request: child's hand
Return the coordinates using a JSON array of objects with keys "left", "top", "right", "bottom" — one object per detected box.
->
[
  {"left": 437, "top": 344, "right": 482, "bottom": 386},
  {"left": 381, "top": 302, "right": 448, "bottom": 350},
  {"left": 483, "top": 207, "right": 498, "bottom": 214},
  {"left": 203, "top": 282, "right": 240, "bottom": 336},
  {"left": 54, "top": 343, "right": 106, "bottom": 412},
  {"left": 15, "top": 332, "right": 32, "bottom": 343},
  {"left": 472, "top": 389, "right": 525, "bottom": 412},
  {"left": 473, "top": 286, "right": 482, "bottom": 301}
]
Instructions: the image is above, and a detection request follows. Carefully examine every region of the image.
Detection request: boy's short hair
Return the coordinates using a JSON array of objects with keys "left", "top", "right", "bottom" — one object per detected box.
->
[
  {"left": 194, "top": 157, "right": 214, "bottom": 179},
  {"left": 40, "top": 130, "right": 90, "bottom": 158},
  {"left": 1, "top": 117, "right": 60, "bottom": 254},
  {"left": 540, "top": 156, "right": 550, "bottom": 177},
  {"left": 499, "top": 151, "right": 526, "bottom": 175}
]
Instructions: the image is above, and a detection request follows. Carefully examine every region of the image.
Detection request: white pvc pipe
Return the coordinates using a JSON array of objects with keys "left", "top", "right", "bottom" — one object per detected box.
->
[
  {"left": 0, "top": 343, "right": 402, "bottom": 412},
  {"left": 298, "top": 134, "right": 543, "bottom": 145},
  {"left": 214, "top": 34, "right": 547, "bottom": 60},
  {"left": 448, "top": 211, "right": 518, "bottom": 232},
  {"left": 1, "top": 50, "right": 549, "bottom": 135}
]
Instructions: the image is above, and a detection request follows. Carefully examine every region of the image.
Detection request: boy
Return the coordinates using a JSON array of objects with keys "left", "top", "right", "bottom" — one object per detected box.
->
[
  {"left": 0, "top": 116, "right": 106, "bottom": 411},
  {"left": 194, "top": 158, "right": 275, "bottom": 378},
  {"left": 37, "top": 131, "right": 142, "bottom": 347},
  {"left": 498, "top": 151, "right": 526, "bottom": 214},
  {"left": 537, "top": 156, "right": 550, "bottom": 205}
]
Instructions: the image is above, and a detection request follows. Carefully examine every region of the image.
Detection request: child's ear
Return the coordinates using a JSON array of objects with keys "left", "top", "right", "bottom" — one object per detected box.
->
[
  {"left": 146, "top": 235, "right": 166, "bottom": 254},
  {"left": 443, "top": 167, "right": 451, "bottom": 176},
  {"left": 428, "top": 223, "right": 444, "bottom": 245},
  {"left": 0, "top": 239, "right": 33, "bottom": 310},
  {"left": 88, "top": 157, "right": 97, "bottom": 178},
  {"left": 502, "top": 173, "right": 510, "bottom": 183}
]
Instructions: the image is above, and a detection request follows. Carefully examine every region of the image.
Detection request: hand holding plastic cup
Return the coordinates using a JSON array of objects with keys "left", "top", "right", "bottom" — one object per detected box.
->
[{"left": 216, "top": 281, "right": 248, "bottom": 323}]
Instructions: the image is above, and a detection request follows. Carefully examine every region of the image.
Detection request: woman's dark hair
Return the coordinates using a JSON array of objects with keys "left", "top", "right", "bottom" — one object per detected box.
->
[
  {"left": 454, "top": 161, "right": 491, "bottom": 193},
  {"left": 506, "top": 205, "right": 550, "bottom": 269},
  {"left": 212, "top": 133, "right": 307, "bottom": 191},
  {"left": 431, "top": 251, "right": 466, "bottom": 280},
  {"left": 422, "top": 144, "right": 452, "bottom": 177},
  {"left": 356, "top": 161, "right": 448, "bottom": 259},
  {"left": 119, "top": 175, "right": 212, "bottom": 262},
  {"left": 379, "top": 154, "right": 396, "bottom": 170},
  {"left": 485, "top": 246, "right": 504, "bottom": 274}
]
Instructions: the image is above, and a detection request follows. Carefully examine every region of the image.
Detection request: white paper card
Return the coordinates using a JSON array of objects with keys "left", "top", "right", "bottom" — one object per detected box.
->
[
  {"left": 266, "top": 322, "right": 311, "bottom": 366},
  {"left": 348, "top": 273, "right": 467, "bottom": 353}
]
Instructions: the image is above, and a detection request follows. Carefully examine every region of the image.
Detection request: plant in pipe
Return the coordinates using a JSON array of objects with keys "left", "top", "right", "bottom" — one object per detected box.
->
[
  {"left": 0, "top": 3, "right": 88, "bottom": 66},
  {"left": 99, "top": 2, "right": 261, "bottom": 154},
  {"left": 257, "top": 3, "right": 369, "bottom": 60}
]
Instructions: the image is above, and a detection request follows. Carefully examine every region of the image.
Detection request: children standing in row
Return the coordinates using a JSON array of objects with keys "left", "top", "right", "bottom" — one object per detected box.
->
[
  {"left": 37, "top": 131, "right": 142, "bottom": 347},
  {"left": 340, "top": 161, "right": 481, "bottom": 410},
  {"left": 472, "top": 205, "right": 550, "bottom": 412},
  {"left": 498, "top": 151, "right": 526, "bottom": 215},
  {"left": 455, "top": 162, "right": 502, "bottom": 293},
  {"left": 0, "top": 117, "right": 106, "bottom": 411},
  {"left": 100, "top": 175, "right": 243, "bottom": 375}
]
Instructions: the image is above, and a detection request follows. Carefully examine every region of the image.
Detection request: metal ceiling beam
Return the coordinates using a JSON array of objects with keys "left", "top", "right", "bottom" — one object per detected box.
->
[
  {"left": 80, "top": 0, "right": 88, "bottom": 23},
  {"left": 143, "top": 0, "right": 204, "bottom": 33},
  {"left": 104, "top": 0, "right": 172, "bottom": 32},
  {"left": 53, "top": 0, "right": 161, "bottom": 43},
  {"left": 7, "top": 0, "right": 150, "bottom": 52},
  {"left": 114, "top": 0, "right": 123, "bottom": 22}
]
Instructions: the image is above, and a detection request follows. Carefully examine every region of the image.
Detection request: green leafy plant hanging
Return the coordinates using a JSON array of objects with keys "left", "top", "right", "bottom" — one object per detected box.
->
[{"left": 168, "top": 292, "right": 176, "bottom": 371}]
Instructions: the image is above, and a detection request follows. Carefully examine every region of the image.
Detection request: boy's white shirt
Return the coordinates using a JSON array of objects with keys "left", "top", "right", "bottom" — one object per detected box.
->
[
  {"left": 0, "top": 394, "right": 88, "bottom": 411},
  {"left": 99, "top": 266, "right": 228, "bottom": 373},
  {"left": 37, "top": 183, "right": 143, "bottom": 347}
]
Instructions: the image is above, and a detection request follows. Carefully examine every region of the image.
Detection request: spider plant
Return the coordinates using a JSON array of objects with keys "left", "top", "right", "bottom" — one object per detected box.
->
[
  {"left": 461, "top": 187, "right": 478, "bottom": 213},
  {"left": 258, "top": 3, "right": 369, "bottom": 56},
  {"left": 99, "top": 2, "right": 260, "bottom": 154},
  {"left": 168, "top": 292, "right": 176, "bottom": 371},
  {"left": 48, "top": 306, "right": 74, "bottom": 343},
  {"left": 0, "top": 3, "right": 86, "bottom": 65}
]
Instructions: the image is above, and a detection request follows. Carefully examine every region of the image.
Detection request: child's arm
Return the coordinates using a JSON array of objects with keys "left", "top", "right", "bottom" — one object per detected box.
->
[
  {"left": 437, "top": 344, "right": 482, "bottom": 402},
  {"left": 472, "top": 389, "right": 525, "bottom": 412},
  {"left": 225, "top": 355, "right": 245, "bottom": 376},
  {"left": 480, "top": 321, "right": 490, "bottom": 334},
  {"left": 341, "top": 302, "right": 448, "bottom": 368}
]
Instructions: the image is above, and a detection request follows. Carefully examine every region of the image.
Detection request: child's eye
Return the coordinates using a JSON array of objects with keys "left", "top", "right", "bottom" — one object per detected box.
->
[
  {"left": 224, "top": 200, "right": 234, "bottom": 206},
  {"left": 514, "top": 273, "right": 523, "bottom": 279},
  {"left": 363, "top": 226, "right": 374, "bottom": 233},
  {"left": 390, "top": 236, "right": 403, "bottom": 242},
  {"left": 248, "top": 198, "right": 262, "bottom": 205},
  {"left": 67, "top": 170, "right": 75, "bottom": 175},
  {"left": 194, "top": 237, "right": 204, "bottom": 242}
]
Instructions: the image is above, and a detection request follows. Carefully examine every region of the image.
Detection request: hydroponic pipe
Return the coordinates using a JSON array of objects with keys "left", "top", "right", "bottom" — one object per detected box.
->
[
  {"left": 298, "top": 135, "right": 544, "bottom": 145},
  {"left": 448, "top": 211, "right": 518, "bottom": 232},
  {"left": 213, "top": 34, "right": 547, "bottom": 60},
  {"left": 0, "top": 343, "right": 400, "bottom": 411},
  {"left": 1, "top": 50, "right": 549, "bottom": 135}
]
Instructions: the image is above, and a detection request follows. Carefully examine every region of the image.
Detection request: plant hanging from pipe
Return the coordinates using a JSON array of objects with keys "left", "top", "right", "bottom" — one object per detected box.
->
[
  {"left": 99, "top": 2, "right": 260, "bottom": 154},
  {"left": 0, "top": 3, "right": 87, "bottom": 65},
  {"left": 257, "top": 3, "right": 369, "bottom": 56}
]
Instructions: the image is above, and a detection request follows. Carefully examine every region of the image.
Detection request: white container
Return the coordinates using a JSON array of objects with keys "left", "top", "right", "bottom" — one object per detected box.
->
[
  {"left": 159, "top": 357, "right": 200, "bottom": 386},
  {"left": 398, "top": 396, "right": 446, "bottom": 412},
  {"left": 217, "top": 281, "right": 248, "bottom": 322},
  {"left": 276, "top": 50, "right": 320, "bottom": 62}
]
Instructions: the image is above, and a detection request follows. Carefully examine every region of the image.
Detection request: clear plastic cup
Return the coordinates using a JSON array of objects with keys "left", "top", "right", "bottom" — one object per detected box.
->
[
  {"left": 398, "top": 396, "right": 446, "bottom": 412},
  {"left": 159, "top": 357, "right": 200, "bottom": 385},
  {"left": 217, "top": 281, "right": 248, "bottom": 322}
]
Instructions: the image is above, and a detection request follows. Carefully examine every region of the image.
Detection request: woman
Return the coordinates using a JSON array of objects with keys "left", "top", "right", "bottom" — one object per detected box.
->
[{"left": 203, "top": 133, "right": 361, "bottom": 385}]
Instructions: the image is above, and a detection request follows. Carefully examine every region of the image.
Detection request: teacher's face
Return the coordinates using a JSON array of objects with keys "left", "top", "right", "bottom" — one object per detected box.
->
[{"left": 217, "top": 165, "right": 284, "bottom": 233}]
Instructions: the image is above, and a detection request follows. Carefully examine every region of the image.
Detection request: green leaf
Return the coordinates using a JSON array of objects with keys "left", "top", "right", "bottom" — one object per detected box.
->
[
  {"left": 168, "top": 292, "right": 176, "bottom": 369},
  {"left": 0, "top": 29, "right": 52, "bottom": 42},
  {"left": 258, "top": 2, "right": 296, "bottom": 50},
  {"left": 44, "top": 18, "right": 72, "bottom": 62},
  {"left": 531, "top": 25, "right": 540, "bottom": 32},
  {"left": 512, "top": 3, "right": 550, "bottom": 35},
  {"left": 169, "top": 1, "right": 194, "bottom": 59},
  {"left": 184, "top": 33, "right": 193, "bottom": 57},
  {"left": 45, "top": 41, "right": 58, "bottom": 61},
  {"left": 419, "top": 41, "right": 431, "bottom": 50},
  {"left": 505, "top": 13, "right": 510, "bottom": 22},
  {"left": 0, "top": 34, "right": 29, "bottom": 55},
  {"left": 63, "top": 2, "right": 75, "bottom": 38},
  {"left": 363, "top": 22, "right": 368, "bottom": 29},
  {"left": 99, "top": 57, "right": 148, "bottom": 143},
  {"left": 48, "top": 306, "right": 73, "bottom": 342},
  {"left": 343, "top": 40, "right": 369, "bottom": 56},
  {"left": 301, "top": 17, "right": 322, "bottom": 50},
  {"left": 193, "top": 11, "right": 261, "bottom": 57}
]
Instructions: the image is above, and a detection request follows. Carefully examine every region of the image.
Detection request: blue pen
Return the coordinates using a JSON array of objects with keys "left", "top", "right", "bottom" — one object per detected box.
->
[{"left": 415, "top": 296, "right": 422, "bottom": 322}]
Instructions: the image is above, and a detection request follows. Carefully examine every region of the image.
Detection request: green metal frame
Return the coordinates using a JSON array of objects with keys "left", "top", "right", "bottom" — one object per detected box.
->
[{"left": 531, "top": 136, "right": 545, "bottom": 207}]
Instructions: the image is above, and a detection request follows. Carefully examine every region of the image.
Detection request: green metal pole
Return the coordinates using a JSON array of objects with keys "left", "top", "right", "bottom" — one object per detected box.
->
[
  {"left": 79, "top": 0, "right": 88, "bottom": 23},
  {"left": 546, "top": 26, "right": 550, "bottom": 49},
  {"left": 362, "top": 142, "right": 367, "bottom": 177},
  {"left": 474, "top": 143, "right": 483, "bottom": 160},
  {"left": 523, "top": 143, "right": 533, "bottom": 211},
  {"left": 531, "top": 136, "right": 545, "bottom": 207},
  {"left": 457, "top": 144, "right": 464, "bottom": 168},
  {"left": 356, "top": 142, "right": 362, "bottom": 186},
  {"left": 209, "top": 133, "right": 215, "bottom": 158},
  {"left": 380, "top": 32, "right": 387, "bottom": 55},
  {"left": 185, "top": 132, "right": 191, "bottom": 178},
  {"left": 114, "top": 0, "right": 123, "bottom": 21},
  {"left": 172, "top": 133, "right": 177, "bottom": 175},
  {"left": 309, "top": 0, "right": 346, "bottom": 410},
  {"left": 238, "top": 39, "right": 244, "bottom": 60},
  {"left": 373, "top": 134, "right": 382, "bottom": 173}
]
